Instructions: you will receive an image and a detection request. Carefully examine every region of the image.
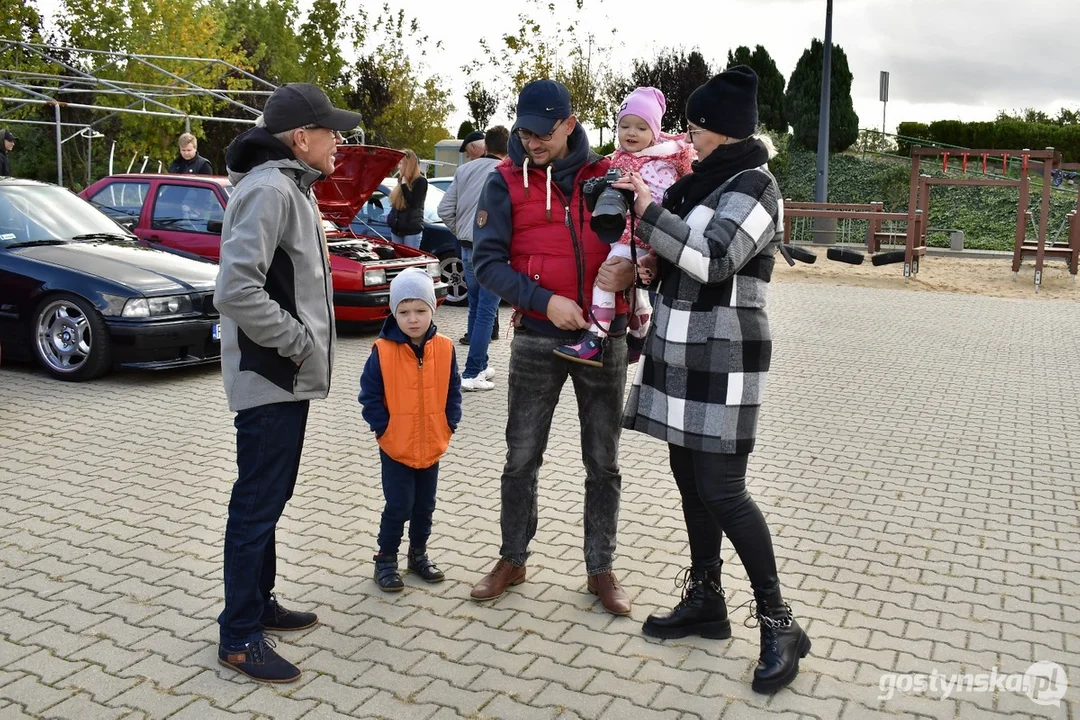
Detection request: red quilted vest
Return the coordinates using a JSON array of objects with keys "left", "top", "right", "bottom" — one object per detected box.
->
[{"left": 498, "top": 159, "right": 629, "bottom": 321}]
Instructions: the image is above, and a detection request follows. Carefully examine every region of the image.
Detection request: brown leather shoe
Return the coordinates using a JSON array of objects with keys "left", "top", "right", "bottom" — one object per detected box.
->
[
  {"left": 588, "top": 571, "right": 632, "bottom": 616},
  {"left": 471, "top": 558, "right": 526, "bottom": 601}
]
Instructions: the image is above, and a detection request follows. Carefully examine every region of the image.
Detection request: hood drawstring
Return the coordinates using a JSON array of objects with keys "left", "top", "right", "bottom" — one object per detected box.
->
[
  {"left": 545, "top": 165, "right": 553, "bottom": 221},
  {"left": 520, "top": 157, "right": 554, "bottom": 221}
]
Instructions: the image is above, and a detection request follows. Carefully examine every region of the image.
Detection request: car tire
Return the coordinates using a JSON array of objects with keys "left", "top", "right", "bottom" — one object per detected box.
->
[
  {"left": 438, "top": 250, "right": 468, "bottom": 306},
  {"left": 31, "top": 293, "right": 112, "bottom": 381}
]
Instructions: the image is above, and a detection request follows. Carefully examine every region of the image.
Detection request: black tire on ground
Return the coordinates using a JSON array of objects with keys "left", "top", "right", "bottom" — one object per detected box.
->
[
  {"left": 438, "top": 250, "right": 469, "bottom": 306},
  {"left": 30, "top": 293, "right": 113, "bottom": 381}
]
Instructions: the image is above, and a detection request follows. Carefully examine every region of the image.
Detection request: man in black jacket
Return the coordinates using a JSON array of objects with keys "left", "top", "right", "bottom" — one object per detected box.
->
[
  {"left": 169, "top": 132, "right": 214, "bottom": 174},
  {"left": 0, "top": 129, "right": 15, "bottom": 176}
]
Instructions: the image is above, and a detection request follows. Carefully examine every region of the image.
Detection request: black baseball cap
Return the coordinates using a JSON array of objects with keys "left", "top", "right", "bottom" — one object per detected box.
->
[
  {"left": 513, "top": 79, "right": 572, "bottom": 136},
  {"left": 459, "top": 130, "right": 484, "bottom": 152},
  {"left": 1, "top": 129, "right": 15, "bottom": 142},
  {"left": 262, "top": 83, "right": 362, "bottom": 134}
]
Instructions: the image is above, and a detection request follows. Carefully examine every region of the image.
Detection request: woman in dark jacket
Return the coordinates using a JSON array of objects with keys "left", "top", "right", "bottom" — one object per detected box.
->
[
  {"left": 388, "top": 149, "right": 428, "bottom": 249},
  {"left": 615, "top": 66, "right": 810, "bottom": 694}
]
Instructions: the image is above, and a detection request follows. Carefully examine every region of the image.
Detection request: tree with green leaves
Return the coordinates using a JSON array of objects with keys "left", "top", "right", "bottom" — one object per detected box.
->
[
  {"left": 297, "top": 0, "right": 348, "bottom": 104},
  {"left": 462, "top": 0, "right": 618, "bottom": 134},
  {"left": 726, "top": 45, "right": 786, "bottom": 134},
  {"left": 784, "top": 38, "right": 859, "bottom": 152},
  {"left": 464, "top": 81, "right": 498, "bottom": 131},
  {"left": 348, "top": 4, "right": 453, "bottom": 157},
  {"left": 456, "top": 121, "right": 475, "bottom": 139},
  {"left": 617, "top": 48, "right": 711, "bottom": 134}
]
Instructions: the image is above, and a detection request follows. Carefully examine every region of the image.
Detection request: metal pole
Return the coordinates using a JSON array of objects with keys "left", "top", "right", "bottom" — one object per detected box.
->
[
  {"left": 814, "top": 0, "right": 833, "bottom": 203},
  {"left": 87, "top": 130, "right": 92, "bottom": 185},
  {"left": 882, "top": 102, "right": 886, "bottom": 151},
  {"left": 54, "top": 103, "right": 63, "bottom": 186}
]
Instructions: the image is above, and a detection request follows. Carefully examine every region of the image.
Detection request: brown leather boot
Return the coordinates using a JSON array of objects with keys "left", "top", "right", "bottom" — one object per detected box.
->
[
  {"left": 587, "top": 571, "right": 632, "bottom": 616},
  {"left": 470, "top": 558, "right": 526, "bottom": 601}
]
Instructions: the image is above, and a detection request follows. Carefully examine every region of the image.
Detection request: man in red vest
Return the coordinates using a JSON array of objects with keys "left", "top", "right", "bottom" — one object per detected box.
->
[{"left": 471, "top": 79, "right": 636, "bottom": 615}]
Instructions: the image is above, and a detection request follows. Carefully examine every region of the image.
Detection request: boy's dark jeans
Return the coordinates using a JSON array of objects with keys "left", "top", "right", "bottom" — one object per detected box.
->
[
  {"left": 219, "top": 400, "right": 310, "bottom": 648},
  {"left": 499, "top": 329, "right": 627, "bottom": 575},
  {"left": 378, "top": 450, "right": 438, "bottom": 555}
]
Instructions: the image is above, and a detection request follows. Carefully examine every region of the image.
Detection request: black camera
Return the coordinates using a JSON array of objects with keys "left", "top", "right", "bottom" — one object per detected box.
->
[{"left": 581, "top": 168, "right": 635, "bottom": 242}]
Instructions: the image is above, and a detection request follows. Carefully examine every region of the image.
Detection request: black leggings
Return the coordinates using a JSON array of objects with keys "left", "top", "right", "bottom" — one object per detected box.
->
[{"left": 669, "top": 444, "right": 780, "bottom": 598}]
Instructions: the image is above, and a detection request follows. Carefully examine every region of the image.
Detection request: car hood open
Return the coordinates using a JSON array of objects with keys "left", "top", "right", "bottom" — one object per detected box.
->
[{"left": 314, "top": 145, "right": 404, "bottom": 226}]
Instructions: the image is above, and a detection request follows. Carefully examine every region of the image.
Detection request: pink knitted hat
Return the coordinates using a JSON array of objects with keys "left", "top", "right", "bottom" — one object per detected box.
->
[{"left": 618, "top": 87, "right": 666, "bottom": 142}]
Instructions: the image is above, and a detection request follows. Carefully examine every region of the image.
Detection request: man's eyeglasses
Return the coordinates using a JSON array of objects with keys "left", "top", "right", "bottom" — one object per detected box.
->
[
  {"left": 686, "top": 126, "right": 710, "bottom": 140},
  {"left": 301, "top": 124, "right": 344, "bottom": 141},
  {"left": 515, "top": 118, "right": 565, "bottom": 142}
]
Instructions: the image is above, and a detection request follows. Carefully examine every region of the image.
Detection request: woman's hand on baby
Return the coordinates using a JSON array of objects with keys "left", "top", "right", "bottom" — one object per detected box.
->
[{"left": 612, "top": 171, "right": 653, "bottom": 217}]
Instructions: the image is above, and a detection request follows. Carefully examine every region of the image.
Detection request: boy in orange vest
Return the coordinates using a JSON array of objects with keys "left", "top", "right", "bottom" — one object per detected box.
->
[{"left": 358, "top": 268, "right": 462, "bottom": 591}]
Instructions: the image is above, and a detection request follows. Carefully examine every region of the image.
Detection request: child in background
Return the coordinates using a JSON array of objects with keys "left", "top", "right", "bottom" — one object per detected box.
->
[
  {"left": 358, "top": 268, "right": 462, "bottom": 591},
  {"left": 554, "top": 87, "right": 694, "bottom": 366}
]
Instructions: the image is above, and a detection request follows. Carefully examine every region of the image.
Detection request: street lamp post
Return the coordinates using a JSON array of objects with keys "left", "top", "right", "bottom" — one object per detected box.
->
[{"left": 814, "top": 0, "right": 833, "bottom": 203}]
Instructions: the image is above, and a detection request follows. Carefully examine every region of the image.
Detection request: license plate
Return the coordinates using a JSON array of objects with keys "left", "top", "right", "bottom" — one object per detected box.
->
[{"left": 211, "top": 323, "right": 220, "bottom": 340}]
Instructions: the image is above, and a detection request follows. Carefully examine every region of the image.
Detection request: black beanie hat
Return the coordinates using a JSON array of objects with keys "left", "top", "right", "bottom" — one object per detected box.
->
[{"left": 685, "top": 65, "right": 759, "bottom": 138}]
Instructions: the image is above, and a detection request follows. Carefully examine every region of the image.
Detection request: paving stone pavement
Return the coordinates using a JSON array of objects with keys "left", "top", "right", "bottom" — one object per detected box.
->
[{"left": 1, "top": 281, "right": 1077, "bottom": 720}]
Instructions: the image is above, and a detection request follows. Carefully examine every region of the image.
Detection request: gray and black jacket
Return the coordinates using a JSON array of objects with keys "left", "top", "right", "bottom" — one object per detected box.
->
[{"left": 215, "top": 127, "right": 336, "bottom": 412}]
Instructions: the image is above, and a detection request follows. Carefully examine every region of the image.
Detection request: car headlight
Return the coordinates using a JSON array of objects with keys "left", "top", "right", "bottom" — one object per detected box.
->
[
  {"left": 364, "top": 269, "right": 387, "bottom": 286},
  {"left": 426, "top": 262, "right": 440, "bottom": 278},
  {"left": 121, "top": 295, "right": 193, "bottom": 318}
]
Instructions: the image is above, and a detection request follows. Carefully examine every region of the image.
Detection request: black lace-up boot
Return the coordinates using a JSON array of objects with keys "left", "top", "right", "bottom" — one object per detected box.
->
[
  {"left": 751, "top": 592, "right": 811, "bottom": 694},
  {"left": 642, "top": 567, "right": 731, "bottom": 640}
]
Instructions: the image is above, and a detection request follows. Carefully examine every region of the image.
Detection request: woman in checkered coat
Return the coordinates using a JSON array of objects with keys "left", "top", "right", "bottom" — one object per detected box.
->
[{"left": 614, "top": 66, "right": 810, "bottom": 695}]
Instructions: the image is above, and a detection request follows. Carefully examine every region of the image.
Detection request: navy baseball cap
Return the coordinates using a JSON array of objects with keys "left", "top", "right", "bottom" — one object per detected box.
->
[
  {"left": 513, "top": 79, "right": 572, "bottom": 136},
  {"left": 1, "top": 129, "right": 14, "bottom": 142}
]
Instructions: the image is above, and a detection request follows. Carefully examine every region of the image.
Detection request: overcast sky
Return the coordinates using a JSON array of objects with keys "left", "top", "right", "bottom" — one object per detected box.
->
[{"left": 32, "top": 0, "right": 1079, "bottom": 138}]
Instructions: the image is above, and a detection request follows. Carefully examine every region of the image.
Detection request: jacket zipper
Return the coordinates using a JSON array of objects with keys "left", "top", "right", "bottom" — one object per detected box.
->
[{"left": 416, "top": 350, "right": 425, "bottom": 463}]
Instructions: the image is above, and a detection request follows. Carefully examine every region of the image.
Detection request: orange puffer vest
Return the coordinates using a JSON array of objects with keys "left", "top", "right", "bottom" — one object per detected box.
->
[
  {"left": 374, "top": 335, "right": 454, "bottom": 469},
  {"left": 498, "top": 160, "right": 629, "bottom": 321}
]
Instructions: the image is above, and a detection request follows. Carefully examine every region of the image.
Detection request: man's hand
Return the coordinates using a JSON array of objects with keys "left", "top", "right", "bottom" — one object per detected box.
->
[
  {"left": 596, "top": 256, "right": 634, "bottom": 292},
  {"left": 546, "top": 295, "right": 589, "bottom": 331}
]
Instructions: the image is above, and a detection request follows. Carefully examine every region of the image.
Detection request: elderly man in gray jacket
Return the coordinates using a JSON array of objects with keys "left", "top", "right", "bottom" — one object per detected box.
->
[
  {"left": 437, "top": 125, "right": 508, "bottom": 391},
  {"left": 214, "top": 83, "right": 359, "bottom": 684}
]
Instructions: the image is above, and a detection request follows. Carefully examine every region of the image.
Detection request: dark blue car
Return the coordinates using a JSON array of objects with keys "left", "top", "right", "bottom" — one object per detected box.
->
[{"left": 349, "top": 178, "right": 467, "bottom": 305}]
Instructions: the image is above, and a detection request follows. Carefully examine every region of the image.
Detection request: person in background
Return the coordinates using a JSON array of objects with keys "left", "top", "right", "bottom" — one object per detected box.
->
[
  {"left": 0, "top": 129, "right": 16, "bottom": 176},
  {"left": 437, "top": 125, "right": 509, "bottom": 390},
  {"left": 169, "top": 133, "right": 214, "bottom": 175},
  {"left": 459, "top": 130, "right": 485, "bottom": 161},
  {"left": 387, "top": 149, "right": 427, "bottom": 250}
]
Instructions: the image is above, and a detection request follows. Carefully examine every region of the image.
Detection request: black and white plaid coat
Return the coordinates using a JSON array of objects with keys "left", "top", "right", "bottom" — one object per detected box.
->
[{"left": 622, "top": 166, "right": 782, "bottom": 455}]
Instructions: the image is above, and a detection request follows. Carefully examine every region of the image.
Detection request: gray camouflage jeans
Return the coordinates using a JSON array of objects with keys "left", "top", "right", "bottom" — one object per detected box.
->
[{"left": 499, "top": 329, "right": 627, "bottom": 575}]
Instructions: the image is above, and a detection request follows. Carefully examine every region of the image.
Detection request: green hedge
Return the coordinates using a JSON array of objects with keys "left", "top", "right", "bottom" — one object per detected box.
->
[{"left": 895, "top": 119, "right": 1080, "bottom": 161}]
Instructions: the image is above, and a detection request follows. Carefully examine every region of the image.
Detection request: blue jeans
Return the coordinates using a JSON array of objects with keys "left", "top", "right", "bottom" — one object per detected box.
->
[
  {"left": 219, "top": 400, "right": 310, "bottom": 648},
  {"left": 378, "top": 450, "right": 439, "bottom": 554},
  {"left": 461, "top": 245, "right": 500, "bottom": 379},
  {"left": 500, "top": 330, "right": 626, "bottom": 574},
  {"left": 393, "top": 232, "right": 423, "bottom": 250}
]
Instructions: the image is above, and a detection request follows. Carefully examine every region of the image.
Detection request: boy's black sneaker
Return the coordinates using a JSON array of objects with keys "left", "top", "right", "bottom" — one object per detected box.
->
[
  {"left": 218, "top": 638, "right": 300, "bottom": 683},
  {"left": 260, "top": 593, "right": 318, "bottom": 632}
]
